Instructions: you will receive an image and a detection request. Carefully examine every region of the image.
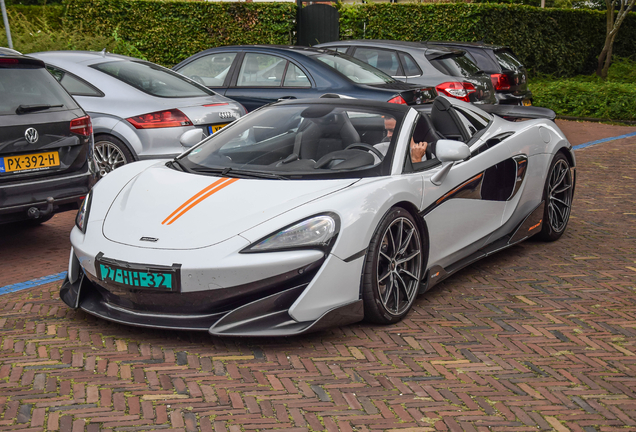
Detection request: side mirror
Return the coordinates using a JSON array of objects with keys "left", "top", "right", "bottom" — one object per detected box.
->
[
  {"left": 431, "top": 139, "right": 470, "bottom": 186},
  {"left": 179, "top": 128, "right": 203, "bottom": 148}
]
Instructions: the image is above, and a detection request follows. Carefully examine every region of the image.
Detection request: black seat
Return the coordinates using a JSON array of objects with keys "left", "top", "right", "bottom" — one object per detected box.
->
[
  {"left": 412, "top": 114, "right": 441, "bottom": 159},
  {"left": 430, "top": 97, "right": 471, "bottom": 142},
  {"left": 298, "top": 112, "right": 361, "bottom": 161}
]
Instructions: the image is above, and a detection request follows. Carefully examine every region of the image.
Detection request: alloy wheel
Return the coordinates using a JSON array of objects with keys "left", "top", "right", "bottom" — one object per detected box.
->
[
  {"left": 376, "top": 217, "right": 422, "bottom": 316},
  {"left": 547, "top": 159, "right": 573, "bottom": 233},
  {"left": 94, "top": 141, "right": 127, "bottom": 177}
]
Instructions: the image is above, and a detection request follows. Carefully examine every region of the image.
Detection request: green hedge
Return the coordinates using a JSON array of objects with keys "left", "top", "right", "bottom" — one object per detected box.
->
[
  {"left": 337, "top": 3, "right": 636, "bottom": 77},
  {"left": 63, "top": 0, "right": 296, "bottom": 67},
  {"left": 6, "top": 5, "right": 64, "bottom": 29},
  {"left": 530, "top": 79, "right": 636, "bottom": 121}
]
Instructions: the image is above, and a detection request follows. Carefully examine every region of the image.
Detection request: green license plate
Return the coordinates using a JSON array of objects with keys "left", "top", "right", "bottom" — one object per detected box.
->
[{"left": 95, "top": 255, "right": 180, "bottom": 291}]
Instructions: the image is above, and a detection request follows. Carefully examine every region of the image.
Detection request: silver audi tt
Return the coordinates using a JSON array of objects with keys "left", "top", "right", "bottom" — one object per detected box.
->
[{"left": 29, "top": 51, "right": 246, "bottom": 177}]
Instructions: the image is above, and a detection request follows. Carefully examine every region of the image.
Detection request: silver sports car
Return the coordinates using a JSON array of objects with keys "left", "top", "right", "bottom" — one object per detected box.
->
[
  {"left": 29, "top": 51, "right": 246, "bottom": 177},
  {"left": 60, "top": 96, "right": 575, "bottom": 336}
]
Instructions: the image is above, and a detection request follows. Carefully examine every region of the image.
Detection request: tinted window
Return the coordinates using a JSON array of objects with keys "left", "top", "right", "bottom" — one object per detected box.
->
[
  {"left": 494, "top": 49, "right": 524, "bottom": 71},
  {"left": 0, "top": 64, "right": 79, "bottom": 116},
  {"left": 177, "top": 52, "right": 237, "bottom": 87},
  {"left": 464, "top": 50, "right": 499, "bottom": 73},
  {"left": 237, "top": 53, "right": 286, "bottom": 87},
  {"left": 428, "top": 53, "right": 481, "bottom": 77},
  {"left": 283, "top": 63, "right": 311, "bottom": 88},
  {"left": 47, "top": 66, "right": 102, "bottom": 97},
  {"left": 92, "top": 60, "right": 215, "bottom": 97},
  {"left": 399, "top": 53, "right": 422, "bottom": 76},
  {"left": 314, "top": 54, "right": 395, "bottom": 84},
  {"left": 353, "top": 48, "right": 403, "bottom": 76},
  {"left": 333, "top": 46, "right": 349, "bottom": 54}
]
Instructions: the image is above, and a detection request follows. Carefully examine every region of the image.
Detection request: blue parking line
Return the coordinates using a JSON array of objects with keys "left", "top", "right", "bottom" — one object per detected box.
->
[
  {"left": 0, "top": 271, "right": 67, "bottom": 295},
  {"left": 573, "top": 131, "right": 636, "bottom": 150}
]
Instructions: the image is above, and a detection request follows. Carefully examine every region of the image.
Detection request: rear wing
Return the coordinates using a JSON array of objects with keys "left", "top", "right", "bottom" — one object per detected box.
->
[{"left": 479, "top": 104, "right": 556, "bottom": 121}]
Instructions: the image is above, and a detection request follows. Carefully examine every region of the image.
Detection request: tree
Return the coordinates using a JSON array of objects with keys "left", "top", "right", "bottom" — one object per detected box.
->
[{"left": 596, "top": 0, "right": 635, "bottom": 78}]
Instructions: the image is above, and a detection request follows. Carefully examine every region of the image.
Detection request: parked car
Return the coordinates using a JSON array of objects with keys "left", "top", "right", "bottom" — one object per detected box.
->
[
  {"left": 1, "top": 50, "right": 94, "bottom": 224},
  {"left": 429, "top": 42, "right": 532, "bottom": 106},
  {"left": 172, "top": 45, "right": 436, "bottom": 112},
  {"left": 59, "top": 96, "right": 575, "bottom": 336},
  {"left": 316, "top": 40, "right": 496, "bottom": 105},
  {"left": 29, "top": 51, "right": 246, "bottom": 177}
]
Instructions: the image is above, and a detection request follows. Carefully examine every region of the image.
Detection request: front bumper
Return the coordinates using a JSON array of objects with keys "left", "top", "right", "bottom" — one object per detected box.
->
[{"left": 60, "top": 247, "right": 364, "bottom": 336}]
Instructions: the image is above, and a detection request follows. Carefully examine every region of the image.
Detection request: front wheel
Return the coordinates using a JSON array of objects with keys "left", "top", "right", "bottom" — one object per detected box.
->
[
  {"left": 537, "top": 152, "right": 574, "bottom": 241},
  {"left": 362, "top": 207, "right": 424, "bottom": 324}
]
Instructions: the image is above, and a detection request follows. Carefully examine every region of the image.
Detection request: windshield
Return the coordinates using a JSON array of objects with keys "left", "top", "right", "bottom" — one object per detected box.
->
[
  {"left": 429, "top": 53, "right": 482, "bottom": 77},
  {"left": 177, "top": 103, "right": 406, "bottom": 179},
  {"left": 0, "top": 64, "right": 79, "bottom": 116},
  {"left": 314, "top": 53, "right": 396, "bottom": 85},
  {"left": 92, "top": 60, "right": 216, "bottom": 97}
]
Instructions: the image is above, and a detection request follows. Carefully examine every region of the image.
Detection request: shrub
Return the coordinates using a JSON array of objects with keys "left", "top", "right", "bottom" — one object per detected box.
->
[
  {"left": 0, "top": 8, "right": 145, "bottom": 58},
  {"left": 529, "top": 57, "right": 636, "bottom": 121},
  {"left": 336, "top": 3, "right": 636, "bottom": 77},
  {"left": 63, "top": 0, "right": 297, "bottom": 67}
]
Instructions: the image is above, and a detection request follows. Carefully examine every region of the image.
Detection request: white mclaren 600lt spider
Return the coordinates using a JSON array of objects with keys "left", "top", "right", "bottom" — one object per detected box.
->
[{"left": 61, "top": 96, "right": 575, "bottom": 336}]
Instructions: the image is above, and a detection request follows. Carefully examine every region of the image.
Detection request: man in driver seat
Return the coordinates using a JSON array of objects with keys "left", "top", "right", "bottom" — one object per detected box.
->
[{"left": 374, "top": 117, "right": 429, "bottom": 164}]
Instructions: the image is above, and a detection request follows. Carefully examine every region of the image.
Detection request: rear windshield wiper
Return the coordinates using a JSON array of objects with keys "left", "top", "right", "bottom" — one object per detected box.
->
[
  {"left": 15, "top": 104, "right": 63, "bottom": 114},
  {"left": 193, "top": 166, "right": 288, "bottom": 180}
]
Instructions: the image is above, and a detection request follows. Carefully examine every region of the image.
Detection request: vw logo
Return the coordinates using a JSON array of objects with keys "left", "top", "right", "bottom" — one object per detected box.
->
[
  {"left": 25, "top": 128, "right": 39, "bottom": 144},
  {"left": 218, "top": 111, "right": 234, "bottom": 119}
]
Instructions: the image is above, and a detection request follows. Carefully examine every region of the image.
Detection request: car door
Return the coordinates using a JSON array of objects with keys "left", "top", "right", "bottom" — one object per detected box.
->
[
  {"left": 174, "top": 51, "right": 240, "bottom": 95},
  {"left": 224, "top": 52, "right": 315, "bottom": 112},
  {"left": 416, "top": 103, "right": 512, "bottom": 269}
]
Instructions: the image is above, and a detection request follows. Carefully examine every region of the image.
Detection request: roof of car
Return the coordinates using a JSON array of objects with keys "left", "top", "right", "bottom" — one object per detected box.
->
[
  {"left": 29, "top": 50, "right": 140, "bottom": 65},
  {"left": 429, "top": 41, "right": 509, "bottom": 51},
  {"left": 317, "top": 40, "right": 465, "bottom": 56},
  {"left": 196, "top": 45, "right": 339, "bottom": 57}
]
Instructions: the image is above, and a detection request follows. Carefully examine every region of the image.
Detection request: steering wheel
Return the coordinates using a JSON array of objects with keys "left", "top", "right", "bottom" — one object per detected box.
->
[
  {"left": 190, "top": 75, "right": 205, "bottom": 85},
  {"left": 345, "top": 143, "right": 384, "bottom": 161}
]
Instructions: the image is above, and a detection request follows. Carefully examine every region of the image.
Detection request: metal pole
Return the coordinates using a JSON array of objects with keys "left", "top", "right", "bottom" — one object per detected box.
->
[{"left": 1, "top": 0, "right": 13, "bottom": 49}]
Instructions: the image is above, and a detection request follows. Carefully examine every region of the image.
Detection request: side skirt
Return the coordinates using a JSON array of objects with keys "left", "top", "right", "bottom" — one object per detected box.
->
[{"left": 420, "top": 201, "right": 544, "bottom": 293}]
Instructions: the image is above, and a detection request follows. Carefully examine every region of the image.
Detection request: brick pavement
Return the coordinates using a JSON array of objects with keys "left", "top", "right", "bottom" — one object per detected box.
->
[{"left": 0, "top": 122, "right": 635, "bottom": 431}]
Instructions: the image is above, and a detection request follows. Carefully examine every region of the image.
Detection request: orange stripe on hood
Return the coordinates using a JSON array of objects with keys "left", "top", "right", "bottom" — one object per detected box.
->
[{"left": 161, "top": 178, "right": 238, "bottom": 225}]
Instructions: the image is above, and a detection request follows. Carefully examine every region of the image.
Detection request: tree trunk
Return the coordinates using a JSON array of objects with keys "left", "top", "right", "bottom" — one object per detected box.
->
[{"left": 596, "top": 0, "right": 636, "bottom": 78}]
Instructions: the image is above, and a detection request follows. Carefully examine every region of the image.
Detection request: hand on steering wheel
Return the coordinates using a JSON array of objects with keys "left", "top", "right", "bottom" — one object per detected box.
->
[{"left": 345, "top": 143, "right": 384, "bottom": 161}]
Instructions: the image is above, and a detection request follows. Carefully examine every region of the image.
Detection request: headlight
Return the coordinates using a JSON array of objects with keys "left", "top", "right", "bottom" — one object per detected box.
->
[
  {"left": 75, "top": 191, "right": 92, "bottom": 233},
  {"left": 243, "top": 214, "right": 339, "bottom": 253}
]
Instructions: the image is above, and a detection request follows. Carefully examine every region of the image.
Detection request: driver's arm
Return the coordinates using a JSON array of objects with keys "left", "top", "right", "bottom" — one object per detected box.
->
[{"left": 410, "top": 140, "right": 428, "bottom": 163}]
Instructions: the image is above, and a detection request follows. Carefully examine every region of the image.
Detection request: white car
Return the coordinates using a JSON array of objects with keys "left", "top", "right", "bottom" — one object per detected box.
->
[{"left": 60, "top": 96, "right": 575, "bottom": 336}]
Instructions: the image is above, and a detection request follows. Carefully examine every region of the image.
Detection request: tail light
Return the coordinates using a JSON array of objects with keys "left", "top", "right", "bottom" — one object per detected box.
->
[
  {"left": 490, "top": 73, "right": 511, "bottom": 91},
  {"left": 387, "top": 95, "right": 407, "bottom": 105},
  {"left": 126, "top": 109, "right": 193, "bottom": 129},
  {"left": 203, "top": 103, "right": 229, "bottom": 107},
  {"left": 0, "top": 58, "right": 19, "bottom": 64},
  {"left": 70, "top": 115, "right": 92, "bottom": 136},
  {"left": 435, "top": 82, "right": 476, "bottom": 103}
]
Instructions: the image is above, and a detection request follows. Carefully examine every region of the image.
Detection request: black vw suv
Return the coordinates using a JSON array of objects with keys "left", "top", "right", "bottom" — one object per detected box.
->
[{"left": 0, "top": 49, "right": 95, "bottom": 224}]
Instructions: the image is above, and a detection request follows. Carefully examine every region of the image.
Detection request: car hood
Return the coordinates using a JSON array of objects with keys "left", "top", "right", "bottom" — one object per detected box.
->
[{"left": 102, "top": 164, "right": 357, "bottom": 250}]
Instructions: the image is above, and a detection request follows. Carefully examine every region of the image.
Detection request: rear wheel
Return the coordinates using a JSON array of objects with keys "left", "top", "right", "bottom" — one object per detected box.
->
[
  {"left": 362, "top": 207, "right": 424, "bottom": 324},
  {"left": 94, "top": 135, "right": 133, "bottom": 178},
  {"left": 538, "top": 152, "right": 574, "bottom": 241}
]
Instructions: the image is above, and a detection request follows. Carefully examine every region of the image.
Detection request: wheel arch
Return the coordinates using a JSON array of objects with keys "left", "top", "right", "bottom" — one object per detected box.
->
[{"left": 393, "top": 200, "right": 430, "bottom": 273}]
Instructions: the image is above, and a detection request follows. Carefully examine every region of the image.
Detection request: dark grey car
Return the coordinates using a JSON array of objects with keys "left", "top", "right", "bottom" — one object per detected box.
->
[
  {"left": 430, "top": 42, "right": 532, "bottom": 106},
  {"left": 316, "top": 40, "right": 496, "bottom": 105},
  {"left": 0, "top": 51, "right": 94, "bottom": 224}
]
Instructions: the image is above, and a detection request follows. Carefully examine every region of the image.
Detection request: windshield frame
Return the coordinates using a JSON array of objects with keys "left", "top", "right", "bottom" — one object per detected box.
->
[{"left": 176, "top": 100, "right": 409, "bottom": 180}]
